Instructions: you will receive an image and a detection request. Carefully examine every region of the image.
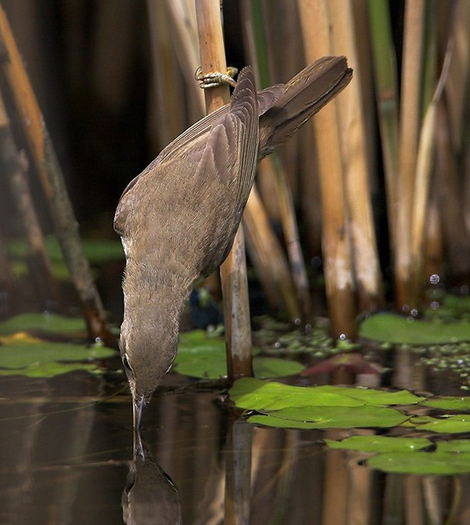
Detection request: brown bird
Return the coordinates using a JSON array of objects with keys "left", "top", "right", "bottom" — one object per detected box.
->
[{"left": 114, "top": 56, "right": 352, "bottom": 428}]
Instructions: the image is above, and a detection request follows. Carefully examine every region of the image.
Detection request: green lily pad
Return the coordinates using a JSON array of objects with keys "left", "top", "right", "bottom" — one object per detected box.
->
[
  {"left": 368, "top": 451, "right": 470, "bottom": 475},
  {"left": 253, "top": 358, "right": 304, "bottom": 378},
  {"left": 229, "top": 378, "right": 423, "bottom": 412},
  {"left": 326, "top": 435, "right": 432, "bottom": 453},
  {"left": 359, "top": 313, "right": 470, "bottom": 344},
  {"left": 331, "top": 386, "right": 424, "bottom": 406},
  {"left": 230, "top": 378, "right": 365, "bottom": 410},
  {"left": 248, "top": 405, "right": 408, "bottom": 429},
  {"left": 0, "top": 333, "right": 116, "bottom": 377},
  {"left": 437, "top": 440, "right": 470, "bottom": 453},
  {"left": 422, "top": 397, "right": 470, "bottom": 410},
  {"left": 0, "top": 362, "right": 97, "bottom": 378},
  {"left": 175, "top": 331, "right": 303, "bottom": 379},
  {"left": 0, "top": 313, "right": 87, "bottom": 336},
  {"left": 412, "top": 414, "right": 470, "bottom": 434}
]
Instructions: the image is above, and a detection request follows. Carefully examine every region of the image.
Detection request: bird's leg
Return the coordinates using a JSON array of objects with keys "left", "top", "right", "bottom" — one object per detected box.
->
[{"left": 195, "top": 66, "right": 238, "bottom": 89}]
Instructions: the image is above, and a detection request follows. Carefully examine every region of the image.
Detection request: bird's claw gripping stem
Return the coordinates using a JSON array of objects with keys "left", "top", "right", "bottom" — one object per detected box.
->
[{"left": 195, "top": 66, "right": 238, "bottom": 89}]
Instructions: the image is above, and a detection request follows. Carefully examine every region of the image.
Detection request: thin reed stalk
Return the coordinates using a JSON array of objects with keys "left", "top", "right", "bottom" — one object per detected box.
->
[
  {"left": 396, "top": 0, "right": 426, "bottom": 309},
  {"left": 368, "top": 0, "right": 400, "bottom": 274},
  {"left": 163, "top": 0, "right": 205, "bottom": 121},
  {"left": 0, "top": 5, "right": 113, "bottom": 344},
  {"left": 0, "top": 228, "right": 15, "bottom": 312},
  {"left": 146, "top": 0, "right": 187, "bottom": 149},
  {"left": 195, "top": 0, "right": 252, "bottom": 379},
  {"left": 242, "top": 0, "right": 312, "bottom": 323},
  {"left": 410, "top": 6, "right": 451, "bottom": 308},
  {"left": 0, "top": 94, "right": 60, "bottom": 308}
]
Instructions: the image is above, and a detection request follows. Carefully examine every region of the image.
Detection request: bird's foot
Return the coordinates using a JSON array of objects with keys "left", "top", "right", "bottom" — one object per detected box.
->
[{"left": 195, "top": 66, "right": 238, "bottom": 89}]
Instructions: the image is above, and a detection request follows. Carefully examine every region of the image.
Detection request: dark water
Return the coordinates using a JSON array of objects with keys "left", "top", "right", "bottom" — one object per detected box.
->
[{"left": 1, "top": 354, "right": 470, "bottom": 525}]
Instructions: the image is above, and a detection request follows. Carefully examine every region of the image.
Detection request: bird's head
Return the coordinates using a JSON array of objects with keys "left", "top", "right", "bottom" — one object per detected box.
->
[{"left": 119, "top": 314, "right": 179, "bottom": 430}]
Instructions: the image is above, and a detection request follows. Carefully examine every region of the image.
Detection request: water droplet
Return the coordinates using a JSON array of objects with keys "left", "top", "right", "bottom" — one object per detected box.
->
[{"left": 429, "top": 274, "right": 440, "bottom": 285}]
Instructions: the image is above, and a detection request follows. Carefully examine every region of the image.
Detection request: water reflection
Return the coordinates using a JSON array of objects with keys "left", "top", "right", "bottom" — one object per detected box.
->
[
  {"left": 1, "top": 359, "right": 470, "bottom": 524},
  {"left": 122, "top": 441, "right": 181, "bottom": 525}
]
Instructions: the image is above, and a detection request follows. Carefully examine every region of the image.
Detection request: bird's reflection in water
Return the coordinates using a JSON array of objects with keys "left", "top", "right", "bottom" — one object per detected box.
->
[{"left": 122, "top": 437, "right": 182, "bottom": 525}]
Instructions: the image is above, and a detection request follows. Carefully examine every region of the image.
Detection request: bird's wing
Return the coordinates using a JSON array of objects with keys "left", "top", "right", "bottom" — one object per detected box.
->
[
  {"left": 114, "top": 74, "right": 284, "bottom": 207},
  {"left": 193, "top": 66, "right": 260, "bottom": 276}
]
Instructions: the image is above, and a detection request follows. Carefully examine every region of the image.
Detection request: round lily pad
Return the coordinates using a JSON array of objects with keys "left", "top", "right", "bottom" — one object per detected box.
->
[{"left": 359, "top": 313, "right": 470, "bottom": 344}]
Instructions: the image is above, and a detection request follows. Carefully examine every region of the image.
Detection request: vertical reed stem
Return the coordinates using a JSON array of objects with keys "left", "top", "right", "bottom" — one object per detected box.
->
[
  {"left": 297, "top": 0, "right": 356, "bottom": 338},
  {"left": 396, "top": 0, "right": 426, "bottom": 310},
  {"left": 195, "top": 0, "right": 252, "bottom": 379}
]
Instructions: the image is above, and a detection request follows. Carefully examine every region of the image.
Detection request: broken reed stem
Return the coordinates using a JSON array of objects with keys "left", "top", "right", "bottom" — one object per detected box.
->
[
  {"left": 195, "top": 0, "right": 252, "bottom": 379},
  {"left": 271, "top": 157, "right": 313, "bottom": 323},
  {"left": 243, "top": 184, "right": 301, "bottom": 320},
  {"left": 409, "top": 101, "right": 437, "bottom": 307},
  {"left": 297, "top": 0, "right": 356, "bottom": 339},
  {"left": 0, "top": 92, "right": 60, "bottom": 308},
  {"left": 0, "top": 5, "right": 113, "bottom": 345},
  {"left": 410, "top": 14, "right": 452, "bottom": 306}
]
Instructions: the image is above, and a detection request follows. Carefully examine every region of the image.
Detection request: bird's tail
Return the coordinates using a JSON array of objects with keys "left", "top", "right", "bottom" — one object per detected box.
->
[{"left": 258, "top": 56, "right": 352, "bottom": 158}]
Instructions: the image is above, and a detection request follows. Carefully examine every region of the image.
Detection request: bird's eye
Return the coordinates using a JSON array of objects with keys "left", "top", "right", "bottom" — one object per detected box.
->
[{"left": 122, "top": 353, "right": 134, "bottom": 378}]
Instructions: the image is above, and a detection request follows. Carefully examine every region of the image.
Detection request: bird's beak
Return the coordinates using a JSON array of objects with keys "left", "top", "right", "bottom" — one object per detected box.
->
[
  {"left": 133, "top": 394, "right": 146, "bottom": 430},
  {"left": 133, "top": 394, "right": 146, "bottom": 458}
]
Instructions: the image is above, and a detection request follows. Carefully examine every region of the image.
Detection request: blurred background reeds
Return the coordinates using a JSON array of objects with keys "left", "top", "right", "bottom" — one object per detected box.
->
[{"left": 0, "top": 0, "right": 469, "bottom": 343}]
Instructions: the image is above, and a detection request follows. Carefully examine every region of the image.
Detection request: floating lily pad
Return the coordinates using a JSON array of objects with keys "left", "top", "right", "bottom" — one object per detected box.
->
[
  {"left": 332, "top": 386, "right": 424, "bottom": 406},
  {"left": 175, "top": 331, "right": 304, "bottom": 379},
  {"left": 326, "top": 435, "right": 432, "bottom": 453},
  {"left": 230, "top": 378, "right": 364, "bottom": 410},
  {"left": 411, "top": 414, "right": 470, "bottom": 434},
  {"left": 422, "top": 397, "right": 470, "bottom": 410},
  {"left": 437, "top": 440, "right": 470, "bottom": 453},
  {"left": 229, "top": 377, "right": 423, "bottom": 412},
  {"left": 248, "top": 405, "right": 408, "bottom": 429},
  {"left": 0, "top": 313, "right": 87, "bottom": 336},
  {"left": 359, "top": 313, "right": 470, "bottom": 344},
  {"left": 0, "top": 362, "right": 97, "bottom": 378},
  {"left": 0, "top": 332, "right": 116, "bottom": 377},
  {"left": 368, "top": 451, "right": 470, "bottom": 475}
]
